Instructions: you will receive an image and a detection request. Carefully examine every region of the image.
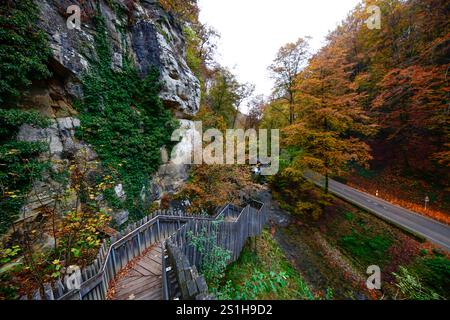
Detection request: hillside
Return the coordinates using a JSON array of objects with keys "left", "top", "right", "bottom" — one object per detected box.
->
[{"left": 0, "top": 0, "right": 449, "bottom": 303}]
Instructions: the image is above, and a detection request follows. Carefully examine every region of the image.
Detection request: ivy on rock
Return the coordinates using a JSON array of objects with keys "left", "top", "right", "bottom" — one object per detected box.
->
[
  {"left": 0, "top": 110, "right": 51, "bottom": 235},
  {"left": 76, "top": 14, "right": 178, "bottom": 222},
  {"left": 0, "top": 0, "right": 52, "bottom": 235}
]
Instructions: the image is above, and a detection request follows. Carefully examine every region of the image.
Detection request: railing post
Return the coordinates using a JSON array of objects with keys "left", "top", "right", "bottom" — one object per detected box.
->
[
  {"left": 137, "top": 231, "right": 142, "bottom": 254},
  {"left": 157, "top": 219, "right": 161, "bottom": 240},
  {"left": 161, "top": 242, "right": 170, "bottom": 300},
  {"left": 111, "top": 248, "right": 117, "bottom": 276}
]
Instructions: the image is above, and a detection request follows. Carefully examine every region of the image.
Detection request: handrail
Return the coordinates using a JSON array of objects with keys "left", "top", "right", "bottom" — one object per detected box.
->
[
  {"left": 35, "top": 201, "right": 266, "bottom": 300},
  {"left": 163, "top": 199, "right": 267, "bottom": 300},
  {"left": 99, "top": 215, "right": 213, "bottom": 279},
  {"left": 56, "top": 213, "right": 216, "bottom": 300},
  {"left": 161, "top": 242, "right": 169, "bottom": 300},
  {"left": 165, "top": 205, "right": 230, "bottom": 244}
]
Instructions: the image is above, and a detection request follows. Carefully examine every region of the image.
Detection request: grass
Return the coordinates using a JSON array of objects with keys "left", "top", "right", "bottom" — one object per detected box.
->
[
  {"left": 407, "top": 253, "right": 450, "bottom": 298},
  {"left": 221, "top": 229, "right": 314, "bottom": 300},
  {"left": 340, "top": 232, "right": 393, "bottom": 266},
  {"left": 322, "top": 198, "right": 450, "bottom": 299}
]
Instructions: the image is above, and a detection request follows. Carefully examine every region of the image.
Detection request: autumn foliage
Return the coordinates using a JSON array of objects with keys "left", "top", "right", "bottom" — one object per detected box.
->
[
  {"left": 262, "top": 0, "right": 449, "bottom": 220},
  {"left": 177, "top": 164, "right": 255, "bottom": 215}
]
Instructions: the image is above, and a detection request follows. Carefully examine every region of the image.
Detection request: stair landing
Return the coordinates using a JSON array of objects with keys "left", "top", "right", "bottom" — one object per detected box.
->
[{"left": 109, "top": 244, "right": 163, "bottom": 300}]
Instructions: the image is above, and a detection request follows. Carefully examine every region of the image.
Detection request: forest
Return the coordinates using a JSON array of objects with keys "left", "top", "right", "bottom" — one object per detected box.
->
[
  {"left": 0, "top": 0, "right": 449, "bottom": 302},
  {"left": 260, "top": 0, "right": 449, "bottom": 221}
]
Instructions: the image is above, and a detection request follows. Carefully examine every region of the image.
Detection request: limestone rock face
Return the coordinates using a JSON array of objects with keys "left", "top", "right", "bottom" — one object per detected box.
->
[
  {"left": 152, "top": 120, "right": 197, "bottom": 195},
  {"left": 15, "top": 1, "right": 200, "bottom": 229},
  {"left": 16, "top": 117, "right": 97, "bottom": 221},
  {"left": 17, "top": 117, "right": 93, "bottom": 160},
  {"left": 35, "top": 0, "right": 200, "bottom": 115}
]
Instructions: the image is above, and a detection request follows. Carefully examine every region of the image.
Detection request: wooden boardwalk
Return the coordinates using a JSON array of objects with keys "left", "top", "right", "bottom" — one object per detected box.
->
[{"left": 110, "top": 244, "right": 163, "bottom": 300}]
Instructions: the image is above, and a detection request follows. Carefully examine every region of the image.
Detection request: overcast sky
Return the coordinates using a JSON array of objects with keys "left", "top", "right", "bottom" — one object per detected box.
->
[{"left": 198, "top": 0, "right": 362, "bottom": 111}]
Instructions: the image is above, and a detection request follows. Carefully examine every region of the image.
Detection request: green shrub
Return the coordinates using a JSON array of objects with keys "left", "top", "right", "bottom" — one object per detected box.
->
[
  {"left": 222, "top": 230, "right": 314, "bottom": 300},
  {"left": 344, "top": 212, "right": 354, "bottom": 221},
  {"left": 183, "top": 26, "right": 202, "bottom": 77},
  {"left": 224, "top": 270, "right": 289, "bottom": 300},
  {"left": 0, "top": 273, "right": 19, "bottom": 300},
  {"left": 413, "top": 255, "right": 450, "bottom": 298},
  {"left": 0, "top": 109, "right": 50, "bottom": 138},
  {"left": 188, "top": 220, "right": 231, "bottom": 289}
]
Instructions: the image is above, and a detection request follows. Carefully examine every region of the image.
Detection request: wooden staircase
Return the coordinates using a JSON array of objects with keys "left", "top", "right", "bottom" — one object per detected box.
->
[{"left": 22, "top": 200, "right": 267, "bottom": 301}]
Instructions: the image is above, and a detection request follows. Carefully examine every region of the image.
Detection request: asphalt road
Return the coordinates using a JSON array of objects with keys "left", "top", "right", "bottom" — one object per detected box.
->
[{"left": 304, "top": 171, "right": 450, "bottom": 252}]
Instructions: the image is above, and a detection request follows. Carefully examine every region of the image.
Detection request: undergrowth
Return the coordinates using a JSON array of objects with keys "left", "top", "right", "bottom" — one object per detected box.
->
[{"left": 221, "top": 229, "right": 314, "bottom": 300}]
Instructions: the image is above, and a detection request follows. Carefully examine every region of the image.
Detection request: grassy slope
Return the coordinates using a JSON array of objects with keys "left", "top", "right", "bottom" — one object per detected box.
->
[
  {"left": 275, "top": 192, "right": 450, "bottom": 299},
  {"left": 324, "top": 198, "right": 449, "bottom": 299},
  {"left": 222, "top": 229, "right": 315, "bottom": 300}
]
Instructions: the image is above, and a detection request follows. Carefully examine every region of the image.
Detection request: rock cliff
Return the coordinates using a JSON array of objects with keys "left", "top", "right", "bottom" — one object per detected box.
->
[
  {"left": 16, "top": 0, "right": 200, "bottom": 227},
  {"left": 34, "top": 0, "right": 200, "bottom": 115}
]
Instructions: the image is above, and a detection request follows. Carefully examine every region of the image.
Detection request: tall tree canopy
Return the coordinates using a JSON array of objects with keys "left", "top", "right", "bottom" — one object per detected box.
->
[
  {"left": 262, "top": 0, "right": 450, "bottom": 218},
  {"left": 269, "top": 37, "right": 311, "bottom": 124}
]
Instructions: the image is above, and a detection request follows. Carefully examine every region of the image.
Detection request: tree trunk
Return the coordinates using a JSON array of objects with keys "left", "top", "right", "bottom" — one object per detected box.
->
[
  {"left": 289, "top": 91, "right": 295, "bottom": 124},
  {"left": 290, "top": 104, "right": 294, "bottom": 124},
  {"left": 325, "top": 173, "right": 329, "bottom": 194}
]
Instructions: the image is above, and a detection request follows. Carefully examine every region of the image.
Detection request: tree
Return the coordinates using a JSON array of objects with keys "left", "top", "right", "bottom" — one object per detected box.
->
[
  {"left": 434, "top": 144, "right": 450, "bottom": 169},
  {"left": 245, "top": 95, "right": 266, "bottom": 129},
  {"left": 184, "top": 23, "right": 220, "bottom": 78},
  {"left": 259, "top": 99, "right": 290, "bottom": 132},
  {"left": 269, "top": 37, "right": 311, "bottom": 124},
  {"left": 232, "top": 82, "right": 255, "bottom": 129},
  {"left": 348, "top": 0, "right": 450, "bottom": 183},
  {"left": 205, "top": 67, "right": 254, "bottom": 128},
  {"left": 177, "top": 164, "right": 254, "bottom": 215},
  {"left": 283, "top": 124, "right": 372, "bottom": 193},
  {"left": 264, "top": 0, "right": 449, "bottom": 216},
  {"left": 195, "top": 24, "right": 220, "bottom": 67},
  {"left": 159, "top": 0, "right": 199, "bottom": 23},
  {"left": 285, "top": 35, "right": 375, "bottom": 193},
  {"left": 372, "top": 65, "right": 450, "bottom": 172}
]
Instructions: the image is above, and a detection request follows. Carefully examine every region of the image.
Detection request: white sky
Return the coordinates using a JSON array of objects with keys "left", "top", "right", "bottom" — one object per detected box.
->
[{"left": 198, "top": 0, "right": 362, "bottom": 112}]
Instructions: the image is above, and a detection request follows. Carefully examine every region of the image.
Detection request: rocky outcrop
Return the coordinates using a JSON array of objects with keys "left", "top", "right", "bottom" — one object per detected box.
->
[
  {"left": 156, "top": 120, "right": 197, "bottom": 191},
  {"left": 15, "top": 1, "right": 201, "bottom": 227},
  {"left": 17, "top": 117, "right": 96, "bottom": 161},
  {"left": 16, "top": 117, "right": 96, "bottom": 221},
  {"left": 34, "top": 0, "right": 200, "bottom": 115}
]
